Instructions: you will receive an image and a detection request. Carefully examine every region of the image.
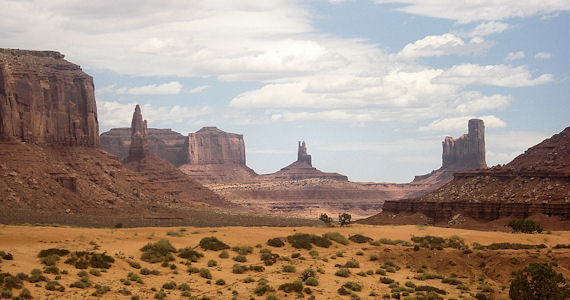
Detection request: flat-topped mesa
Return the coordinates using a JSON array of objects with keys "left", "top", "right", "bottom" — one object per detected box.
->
[
  {"left": 297, "top": 141, "right": 312, "bottom": 166},
  {"left": 185, "top": 126, "right": 246, "bottom": 165},
  {"left": 125, "top": 105, "right": 148, "bottom": 161},
  {"left": 442, "top": 119, "right": 486, "bottom": 170},
  {"left": 0, "top": 48, "right": 99, "bottom": 146}
]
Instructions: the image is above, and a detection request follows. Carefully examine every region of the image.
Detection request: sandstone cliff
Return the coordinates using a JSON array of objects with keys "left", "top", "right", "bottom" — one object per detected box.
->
[
  {"left": 122, "top": 107, "right": 227, "bottom": 207},
  {"left": 178, "top": 127, "right": 257, "bottom": 183},
  {"left": 413, "top": 119, "right": 487, "bottom": 186},
  {"left": 361, "top": 126, "right": 570, "bottom": 228},
  {"left": 0, "top": 49, "right": 99, "bottom": 146},
  {"left": 100, "top": 127, "right": 186, "bottom": 164}
]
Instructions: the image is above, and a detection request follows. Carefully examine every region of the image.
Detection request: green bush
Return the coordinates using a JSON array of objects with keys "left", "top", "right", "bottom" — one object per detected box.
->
[
  {"left": 260, "top": 249, "right": 279, "bottom": 266},
  {"left": 254, "top": 279, "right": 275, "bottom": 296},
  {"left": 219, "top": 250, "right": 230, "bottom": 258},
  {"left": 411, "top": 235, "right": 465, "bottom": 250},
  {"left": 233, "top": 255, "right": 247, "bottom": 262},
  {"left": 199, "top": 268, "right": 212, "bottom": 279},
  {"left": 127, "top": 259, "right": 141, "bottom": 269},
  {"left": 232, "top": 264, "right": 248, "bottom": 274},
  {"left": 38, "top": 248, "right": 70, "bottom": 258},
  {"left": 415, "top": 285, "right": 447, "bottom": 295},
  {"left": 140, "top": 268, "right": 159, "bottom": 275},
  {"left": 287, "top": 233, "right": 332, "bottom": 250},
  {"left": 305, "top": 277, "right": 319, "bottom": 286},
  {"left": 339, "top": 213, "right": 352, "bottom": 226},
  {"left": 199, "top": 237, "right": 230, "bottom": 251},
  {"left": 380, "top": 277, "right": 394, "bottom": 284},
  {"left": 335, "top": 268, "right": 350, "bottom": 277},
  {"left": 162, "top": 281, "right": 177, "bottom": 290},
  {"left": 140, "top": 239, "right": 176, "bottom": 263},
  {"left": 232, "top": 246, "right": 253, "bottom": 255},
  {"left": 323, "top": 232, "right": 350, "bottom": 245},
  {"left": 267, "top": 238, "right": 285, "bottom": 247},
  {"left": 343, "top": 281, "right": 362, "bottom": 292},
  {"left": 319, "top": 213, "right": 333, "bottom": 225},
  {"left": 207, "top": 259, "right": 218, "bottom": 267},
  {"left": 278, "top": 280, "right": 303, "bottom": 293},
  {"left": 344, "top": 258, "right": 360, "bottom": 268},
  {"left": 215, "top": 278, "right": 226, "bottom": 285},
  {"left": 282, "top": 265, "right": 296, "bottom": 273},
  {"left": 178, "top": 247, "right": 204, "bottom": 262},
  {"left": 348, "top": 234, "right": 372, "bottom": 243},
  {"left": 64, "top": 251, "right": 115, "bottom": 269},
  {"left": 508, "top": 219, "right": 543, "bottom": 233},
  {"left": 45, "top": 281, "right": 65, "bottom": 292},
  {"left": 509, "top": 262, "right": 570, "bottom": 299}
]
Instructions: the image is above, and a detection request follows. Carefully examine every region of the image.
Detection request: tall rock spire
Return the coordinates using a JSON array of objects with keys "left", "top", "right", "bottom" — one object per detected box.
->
[
  {"left": 126, "top": 105, "right": 148, "bottom": 160},
  {"left": 441, "top": 119, "right": 486, "bottom": 170},
  {"left": 297, "top": 141, "right": 312, "bottom": 166}
]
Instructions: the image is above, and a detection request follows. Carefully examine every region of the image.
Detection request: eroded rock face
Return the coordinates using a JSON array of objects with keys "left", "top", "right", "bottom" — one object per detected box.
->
[
  {"left": 363, "top": 126, "right": 570, "bottom": 226},
  {"left": 413, "top": 119, "right": 487, "bottom": 185},
  {"left": 125, "top": 105, "right": 148, "bottom": 161},
  {"left": 100, "top": 128, "right": 186, "bottom": 164},
  {"left": 185, "top": 127, "right": 246, "bottom": 165},
  {"left": 0, "top": 49, "right": 99, "bottom": 147},
  {"left": 442, "top": 119, "right": 486, "bottom": 170},
  {"left": 297, "top": 141, "right": 312, "bottom": 165}
]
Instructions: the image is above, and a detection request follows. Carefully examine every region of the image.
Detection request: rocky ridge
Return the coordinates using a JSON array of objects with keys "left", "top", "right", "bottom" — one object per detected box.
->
[{"left": 361, "top": 126, "right": 570, "bottom": 228}]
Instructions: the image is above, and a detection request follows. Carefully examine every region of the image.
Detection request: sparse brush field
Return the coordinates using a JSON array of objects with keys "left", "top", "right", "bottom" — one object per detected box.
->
[{"left": 0, "top": 224, "right": 569, "bottom": 299}]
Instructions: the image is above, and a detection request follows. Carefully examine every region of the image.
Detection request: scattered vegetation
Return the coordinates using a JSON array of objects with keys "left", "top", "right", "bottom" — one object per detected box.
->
[
  {"left": 348, "top": 234, "right": 372, "bottom": 243},
  {"left": 287, "top": 233, "right": 332, "bottom": 249},
  {"left": 338, "top": 213, "right": 352, "bottom": 226},
  {"left": 510, "top": 262, "right": 570, "bottom": 299},
  {"left": 140, "top": 239, "right": 176, "bottom": 263},
  {"left": 319, "top": 213, "right": 333, "bottom": 226},
  {"left": 64, "top": 251, "right": 115, "bottom": 269},
  {"left": 411, "top": 235, "right": 465, "bottom": 250},
  {"left": 199, "top": 237, "right": 230, "bottom": 251},
  {"left": 267, "top": 238, "right": 285, "bottom": 248},
  {"left": 508, "top": 219, "right": 543, "bottom": 233},
  {"left": 323, "top": 232, "right": 349, "bottom": 245},
  {"left": 178, "top": 247, "right": 204, "bottom": 262}
]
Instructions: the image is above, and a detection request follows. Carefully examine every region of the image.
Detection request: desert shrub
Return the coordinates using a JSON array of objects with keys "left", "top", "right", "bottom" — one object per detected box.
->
[
  {"left": 267, "top": 238, "right": 285, "bottom": 247},
  {"left": 266, "top": 293, "right": 279, "bottom": 300},
  {"left": 282, "top": 265, "right": 296, "bottom": 273},
  {"left": 140, "top": 239, "right": 176, "bottom": 263},
  {"left": 339, "top": 213, "right": 352, "bottom": 226},
  {"left": 207, "top": 259, "right": 218, "bottom": 267},
  {"left": 199, "top": 237, "right": 230, "bottom": 251},
  {"left": 45, "top": 281, "right": 65, "bottom": 292},
  {"left": 323, "top": 232, "right": 350, "bottom": 245},
  {"left": 28, "top": 269, "right": 46, "bottom": 283},
  {"left": 162, "top": 281, "right": 177, "bottom": 290},
  {"left": 127, "top": 259, "right": 141, "bottom": 269},
  {"left": 344, "top": 258, "right": 360, "bottom": 268},
  {"left": 18, "top": 288, "right": 32, "bottom": 299},
  {"left": 301, "top": 268, "right": 316, "bottom": 281},
  {"left": 91, "top": 285, "right": 111, "bottom": 297},
  {"left": 319, "top": 213, "right": 333, "bottom": 225},
  {"left": 509, "top": 262, "right": 570, "bottom": 300},
  {"left": 411, "top": 235, "right": 465, "bottom": 250},
  {"left": 38, "top": 248, "right": 70, "bottom": 258},
  {"left": 199, "top": 268, "right": 212, "bottom": 279},
  {"left": 553, "top": 244, "right": 570, "bottom": 249},
  {"left": 43, "top": 266, "right": 60, "bottom": 274},
  {"left": 483, "top": 243, "right": 546, "bottom": 250},
  {"left": 376, "top": 268, "right": 387, "bottom": 275},
  {"left": 260, "top": 249, "right": 279, "bottom": 266},
  {"left": 0, "top": 273, "right": 23, "bottom": 289},
  {"left": 0, "top": 289, "right": 11, "bottom": 298},
  {"left": 166, "top": 231, "right": 184, "bottom": 237},
  {"left": 64, "top": 251, "right": 115, "bottom": 269},
  {"left": 278, "top": 279, "right": 303, "bottom": 293},
  {"left": 127, "top": 272, "right": 143, "bottom": 283},
  {"left": 232, "top": 264, "right": 248, "bottom": 274},
  {"left": 405, "top": 281, "right": 416, "bottom": 288},
  {"left": 154, "top": 289, "right": 167, "bottom": 299},
  {"left": 215, "top": 278, "right": 226, "bottom": 285},
  {"left": 233, "top": 255, "right": 247, "bottom": 262},
  {"left": 442, "top": 278, "right": 462, "bottom": 285},
  {"left": 0, "top": 251, "right": 12, "bottom": 261},
  {"left": 140, "top": 268, "right": 159, "bottom": 275},
  {"left": 178, "top": 247, "right": 204, "bottom": 262},
  {"left": 286, "top": 233, "right": 331, "bottom": 250},
  {"left": 335, "top": 268, "right": 350, "bottom": 277},
  {"left": 305, "top": 276, "right": 319, "bottom": 286},
  {"left": 177, "top": 283, "right": 191, "bottom": 291},
  {"left": 343, "top": 281, "right": 362, "bottom": 292},
  {"left": 89, "top": 269, "right": 101, "bottom": 276},
  {"left": 474, "top": 293, "right": 488, "bottom": 300},
  {"left": 291, "top": 252, "right": 301, "bottom": 259},
  {"left": 40, "top": 254, "right": 60, "bottom": 266},
  {"left": 380, "top": 277, "right": 394, "bottom": 284},
  {"left": 250, "top": 265, "right": 265, "bottom": 272},
  {"left": 415, "top": 273, "right": 443, "bottom": 280},
  {"left": 254, "top": 279, "right": 275, "bottom": 296},
  {"left": 309, "top": 250, "right": 319, "bottom": 258},
  {"left": 243, "top": 277, "right": 255, "bottom": 283},
  {"left": 219, "top": 250, "right": 230, "bottom": 258},
  {"left": 348, "top": 234, "right": 373, "bottom": 244},
  {"left": 232, "top": 246, "right": 253, "bottom": 255},
  {"left": 187, "top": 266, "right": 199, "bottom": 274},
  {"left": 508, "top": 219, "right": 543, "bottom": 233},
  {"left": 415, "top": 285, "right": 447, "bottom": 295},
  {"left": 370, "top": 254, "right": 379, "bottom": 261}
]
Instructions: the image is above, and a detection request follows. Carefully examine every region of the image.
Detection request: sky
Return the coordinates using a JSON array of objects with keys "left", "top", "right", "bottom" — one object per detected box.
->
[{"left": 1, "top": 0, "right": 568, "bottom": 182}]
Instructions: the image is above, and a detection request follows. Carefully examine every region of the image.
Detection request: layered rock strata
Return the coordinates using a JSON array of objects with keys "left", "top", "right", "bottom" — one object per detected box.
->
[
  {"left": 0, "top": 49, "right": 99, "bottom": 146},
  {"left": 122, "top": 107, "right": 226, "bottom": 207},
  {"left": 413, "top": 119, "right": 487, "bottom": 186},
  {"left": 100, "top": 128, "right": 186, "bottom": 164},
  {"left": 361, "top": 126, "right": 570, "bottom": 227}
]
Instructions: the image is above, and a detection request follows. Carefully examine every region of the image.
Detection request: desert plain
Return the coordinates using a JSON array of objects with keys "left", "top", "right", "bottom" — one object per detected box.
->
[{"left": 0, "top": 224, "right": 568, "bottom": 299}]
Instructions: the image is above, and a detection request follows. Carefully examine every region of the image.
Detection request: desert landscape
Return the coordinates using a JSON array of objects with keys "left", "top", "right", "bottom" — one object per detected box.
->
[{"left": 1, "top": 1, "right": 570, "bottom": 299}]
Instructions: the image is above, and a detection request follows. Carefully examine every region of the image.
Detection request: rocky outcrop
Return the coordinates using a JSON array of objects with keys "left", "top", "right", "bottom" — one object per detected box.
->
[
  {"left": 178, "top": 127, "right": 257, "bottom": 183},
  {"left": 413, "top": 119, "right": 487, "bottom": 185},
  {"left": 262, "top": 141, "right": 348, "bottom": 181},
  {"left": 0, "top": 49, "right": 99, "bottom": 147},
  {"left": 122, "top": 106, "right": 227, "bottom": 207},
  {"left": 100, "top": 128, "right": 186, "bottom": 164},
  {"left": 361, "top": 126, "right": 570, "bottom": 227}
]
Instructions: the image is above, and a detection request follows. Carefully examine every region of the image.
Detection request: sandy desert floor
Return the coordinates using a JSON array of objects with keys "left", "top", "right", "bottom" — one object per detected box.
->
[{"left": 0, "top": 224, "right": 569, "bottom": 299}]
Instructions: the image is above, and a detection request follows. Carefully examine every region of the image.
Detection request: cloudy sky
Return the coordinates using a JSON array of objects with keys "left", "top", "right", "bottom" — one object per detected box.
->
[{"left": 2, "top": 0, "right": 568, "bottom": 182}]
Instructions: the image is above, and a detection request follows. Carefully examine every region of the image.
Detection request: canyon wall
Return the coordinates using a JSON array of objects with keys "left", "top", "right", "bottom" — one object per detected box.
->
[
  {"left": 0, "top": 49, "right": 99, "bottom": 147},
  {"left": 185, "top": 127, "right": 246, "bottom": 165},
  {"left": 442, "top": 119, "right": 486, "bottom": 170}
]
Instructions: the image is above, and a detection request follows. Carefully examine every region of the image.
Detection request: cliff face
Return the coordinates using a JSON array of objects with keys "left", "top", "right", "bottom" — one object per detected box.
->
[
  {"left": 185, "top": 127, "right": 246, "bottom": 165},
  {"left": 297, "top": 141, "right": 312, "bottom": 165},
  {"left": 125, "top": 105, "right": 148, "bottom": 161},
  {"left": 361, "top": 126, "right": 570, "bottom": 228},
  {"left": 100, "top": 128, "right": 186, "bottom": 164},
  {"left": 442, "top": 119, "right": 486, "bottom": 170},
  {"left": 0, "top": 49, "right": 99, "bottom": 147},
  {"left": 413, "top": 119, "right": 487, "bottom": 185}
]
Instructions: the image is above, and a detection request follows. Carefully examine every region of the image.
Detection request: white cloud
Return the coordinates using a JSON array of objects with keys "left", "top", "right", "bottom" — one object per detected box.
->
[
  {"left": 95, "top": 84, "right": 116, "bottom": 95},
  {"left": 419, "top": 115, "right": 506, "bottom": 133},
  {"left": 535, "top": 52, "right": 552, "bottom": 59},
  {"left": 468, "top": 21, "right": 510, "bottom": 37},
  {"left": 395, "top": 33, "right": 490, "bottom": 59},
  {"left": 506, "top": 51, "right": 525, "bottom": 61},
  {"left": 97, "top": 100, "right": 211, "bottom": 128},
  {"left": 373, "top": 0, "right": 570, "bottom": 23},
  {"left": 434, "top": 64, "right": 553, "bottom": 87},
  {"left": 115, "top": 81, "right": 183, "bottom": 95},
  {"left": 187, "top": 85, "right": 209, "bottom": 94}
]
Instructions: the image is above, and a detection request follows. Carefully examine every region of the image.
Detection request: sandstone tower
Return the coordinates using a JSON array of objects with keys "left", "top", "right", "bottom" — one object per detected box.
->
[
  {"left": 441, "top": 119, "right": 486, "bottom": 170},
  {"left": 125, "top": 105, "right": 148, "bottom": 161},
  {"left": 297, "top": 141, "right": 312, "bottom": 166}
]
